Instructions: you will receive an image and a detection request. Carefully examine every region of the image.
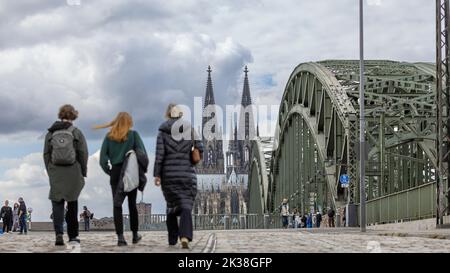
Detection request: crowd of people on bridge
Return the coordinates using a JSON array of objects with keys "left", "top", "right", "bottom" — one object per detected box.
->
[
  {"left": 0, "top": 197, "right": 30, "bottom": 234},
  {"left": 279, "top": 198, "right": 337, "bottom": 229}
]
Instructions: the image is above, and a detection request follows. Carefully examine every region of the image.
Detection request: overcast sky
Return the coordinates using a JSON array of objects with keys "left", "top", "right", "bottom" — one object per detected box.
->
[{"left": 0, "top": 0, "right": 435, "bottom": 221}]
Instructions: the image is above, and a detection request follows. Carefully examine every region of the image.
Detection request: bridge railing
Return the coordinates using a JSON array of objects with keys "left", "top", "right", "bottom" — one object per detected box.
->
[{"left": 123, "top": 213, "right": 293, "bottom": 231}]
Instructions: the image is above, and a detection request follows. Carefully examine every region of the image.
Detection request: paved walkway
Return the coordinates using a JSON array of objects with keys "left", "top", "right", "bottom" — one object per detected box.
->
[{"left": 1, "top": 228, "right": 450, "bottom": 253}]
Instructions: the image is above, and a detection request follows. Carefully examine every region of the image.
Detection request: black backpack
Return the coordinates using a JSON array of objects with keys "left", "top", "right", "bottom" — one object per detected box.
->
[{"left": 50, "top": 126, "right": 77, "bottom": 165}]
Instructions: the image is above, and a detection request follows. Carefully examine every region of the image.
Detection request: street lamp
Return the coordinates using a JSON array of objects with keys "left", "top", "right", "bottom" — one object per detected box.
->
[{"left": 359, "top": 0, "right": 367, "bottom": 233}]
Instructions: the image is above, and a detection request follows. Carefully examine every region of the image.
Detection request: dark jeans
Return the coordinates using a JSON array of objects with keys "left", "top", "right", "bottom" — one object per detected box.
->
[
  {"left": 19, "top": 215, "right": 27, "bottom": 233},
  {"left": 3, "top": 217, "right": 12, "bottom": 233},
  {"left": 52, "top": 200, "right": 78, "bottom": 238},
  {"left": 328, "top": 217, "right": 335, "bottom": 227},
  {"left": 111, "top": 164, "right": 138, "bottom": 235},
  {"left": 84, "top": 219, "right": 90, "bottom": 231},
  {"left": 282, "top": 216, "right": 289, "bottom": 228},
  {"left": 166, "top": 207, "right": 193, "bottom": 245}
]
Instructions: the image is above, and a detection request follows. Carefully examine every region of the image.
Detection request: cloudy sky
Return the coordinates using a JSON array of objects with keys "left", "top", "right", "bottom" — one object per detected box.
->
[{"left": 0, "top": 0, "right": 434, "bottom": 221}]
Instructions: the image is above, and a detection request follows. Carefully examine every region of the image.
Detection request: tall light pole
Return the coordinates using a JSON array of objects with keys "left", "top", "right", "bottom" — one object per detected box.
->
[{"left": 359, "top": 0, "right": 367, "bottom": 232}]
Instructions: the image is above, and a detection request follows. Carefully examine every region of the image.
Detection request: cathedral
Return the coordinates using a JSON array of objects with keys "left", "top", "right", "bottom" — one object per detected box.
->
[{"left": 194, "top": 65, "right": 256, "bottom": 215}]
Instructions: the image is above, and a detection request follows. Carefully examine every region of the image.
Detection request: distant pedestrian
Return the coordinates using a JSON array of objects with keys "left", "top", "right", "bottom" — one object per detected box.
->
[
  {"left": 292, "top": 208, "right": 298, "bottom": 228},
  {"left": 17, "top": 197, "right": 27, "bottom": 235},
  {"left": 1, "top": 200, "right": 13, "bottom": 233},
  {"left": 81, "top": 206, "right": 92, "bottom": 231},
  {"left": 279, "top": 198, "right": 290, "bottom": 228},
  {"left": 316, "top": 212, "right": 322, "bottom": 228},
  {"left": 306, "top": 213, "right": 313, "bottom": 228},
  {"left": 327, "top": 208, "right": 335, "bottom": 228},
  {"left": 301, "top": 214, "right": 307, "bottom": 228},
  {"left": 12, "top": 203, "right": 19, "bottom": 232},
  {"left": 294, "top": 211, "right": 301, "bottom": 229},
  {"left": 44, "top": 104, "right": 88, "bottom": 246}
]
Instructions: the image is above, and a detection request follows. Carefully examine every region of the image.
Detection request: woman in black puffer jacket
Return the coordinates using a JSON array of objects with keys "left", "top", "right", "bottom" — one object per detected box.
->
[{"left": 154, "top": 104, "right": 203, "bottom": 249}]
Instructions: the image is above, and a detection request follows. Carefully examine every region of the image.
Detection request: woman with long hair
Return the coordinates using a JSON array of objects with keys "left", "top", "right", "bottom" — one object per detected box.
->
[
  {"left": 154, "top": 104, "right": 203, "bottom": 249},
  {"left": 96, "top": 112, "right": 148, "bottom": 246}
]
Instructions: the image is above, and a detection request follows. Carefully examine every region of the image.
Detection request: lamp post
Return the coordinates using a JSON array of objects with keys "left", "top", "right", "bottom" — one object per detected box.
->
[{"left": 359, "top": 0, "right": 367, "bottom": 233}]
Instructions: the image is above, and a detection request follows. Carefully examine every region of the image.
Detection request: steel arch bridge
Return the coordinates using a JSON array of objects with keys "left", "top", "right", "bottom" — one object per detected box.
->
[{"left": 248, "top": 60, "right": 443, "bottom": 226}]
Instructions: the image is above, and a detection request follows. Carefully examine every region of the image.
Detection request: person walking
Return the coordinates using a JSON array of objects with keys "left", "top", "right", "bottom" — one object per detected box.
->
[
  {"left": 294, "top": 210, "right": 301, "bottom": 229},
  {"left": 327, "top": 207, "right": 335, "bottom": 228},
  {"left": 81, "top": 206, "right": 92, "bottom": 232},
  {"left": 316, "top": 211, "right": 322, "bottom": 228},
  {"left": 153, "top": 104, "right": 203, "bottom": 249},
  {"left": 97, "top": 112, "right": 149, "bottom": 246},
  {"left": 43, "top": 104, "right": 88, "bottom": 246},
  {"left": 17, "top": 197, "right": 27, "bottom": 235},
  {"left": 12, "top": 203, "right": 19, "bottom": 232},
  {"left": 280, "top": 198, "right": 290, "bottom": 229},
  {"left": 292, "top": 208, "right": 298, "bottom": 229},
  {"left": 301, "top": 214, "right": 307, "bottom": 228},
  {"left": 1, "top": 200, "right": 13, "bottom": 233}
]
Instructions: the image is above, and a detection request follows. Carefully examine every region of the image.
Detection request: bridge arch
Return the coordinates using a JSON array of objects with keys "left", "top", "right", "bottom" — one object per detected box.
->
[{"left": 249, "top": 60, "right": 439, "bottom": 226}]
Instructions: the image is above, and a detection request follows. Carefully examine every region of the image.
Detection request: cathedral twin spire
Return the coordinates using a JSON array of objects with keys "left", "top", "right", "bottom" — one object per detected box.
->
[{"left": 198, "top": 65, "right": 255, "bottom": 176}]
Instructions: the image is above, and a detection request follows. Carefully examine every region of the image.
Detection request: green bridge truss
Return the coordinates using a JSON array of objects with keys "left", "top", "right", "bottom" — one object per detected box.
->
[{"left": 248, "top": 60, "right": 444, "bottom": 226}]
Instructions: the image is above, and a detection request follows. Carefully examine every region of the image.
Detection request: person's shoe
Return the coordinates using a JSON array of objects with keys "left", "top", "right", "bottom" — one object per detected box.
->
[
  {"left": 55, "top": 234, "right": 65, "bottom": 246},
  {"left": 18, "top": 232, "right": 23, "bottom": 235},
  {"left": 180, "top": 237, "right": 190, "bottom": 249},
  {"left": 69, "top": 237, "right": 81, "bottom": 243},
  {"left": 117, "top": 234, "right": 127, "bottom": 247},
  {"left": 132, "top": 233, "right": 142, "bottom": 244}
]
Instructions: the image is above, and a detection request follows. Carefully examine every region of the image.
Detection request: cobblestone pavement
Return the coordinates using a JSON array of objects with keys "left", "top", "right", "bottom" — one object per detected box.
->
[
  {"left": 1, "top": 228, "right": 450, "bottom": 253},
  {"left": 213, "top": 229, "right": 450, "bottom": 253}
]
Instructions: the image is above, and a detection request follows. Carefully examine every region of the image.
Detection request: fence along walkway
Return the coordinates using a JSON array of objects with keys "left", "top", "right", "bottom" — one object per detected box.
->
[{"left": 123, "top": 214, "right": 301, "bottom": 231}]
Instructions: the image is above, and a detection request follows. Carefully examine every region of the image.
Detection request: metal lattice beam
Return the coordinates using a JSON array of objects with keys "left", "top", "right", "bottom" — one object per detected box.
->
[{"left": 436, "top": 0, "right": 450, "bottom": 226}]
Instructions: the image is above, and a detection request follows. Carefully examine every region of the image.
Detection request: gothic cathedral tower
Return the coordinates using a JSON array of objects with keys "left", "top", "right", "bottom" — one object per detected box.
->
[
  {"left": 226, "top": 66, "right": 256, "bottom": 177},
  {"left": 196, "top": 66, "right": 225, "bottom": 174}
]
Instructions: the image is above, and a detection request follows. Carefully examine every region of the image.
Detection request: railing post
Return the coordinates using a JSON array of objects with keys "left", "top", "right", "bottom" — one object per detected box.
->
[
  {"left": 224, "top": 215, "right": 229, "bottom": 230},
  {"left": 240, "top": 215, "right": 246, "bottom": 229},
  {"left": 263, "top": 214, "right": 269, "bottom": 229}
]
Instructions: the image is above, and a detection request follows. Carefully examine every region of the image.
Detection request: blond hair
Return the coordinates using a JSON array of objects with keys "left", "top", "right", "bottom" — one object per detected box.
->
[
  {"left": 95, "top": 112, "right": 133, "bottom": 142},
  {"left": 165, "top": 103, "right": 183, "bottom": 119}
]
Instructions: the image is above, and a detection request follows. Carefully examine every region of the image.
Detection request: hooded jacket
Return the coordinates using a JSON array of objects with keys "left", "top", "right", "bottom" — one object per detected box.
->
[
  {"left": 43, "top": 121, "right": 88, "bottom": 202},
  {"left": 153, "top": 118, "right": 204, "bottom": 211}
]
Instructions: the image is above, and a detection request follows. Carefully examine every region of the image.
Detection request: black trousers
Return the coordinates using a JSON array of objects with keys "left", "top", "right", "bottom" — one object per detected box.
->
[
  {"left": 2, "top": 217, "right": 12, "bottom": 233},
  {"left": 52, "top": 200, "right": 78, "bottom": 239},
  {"left": 166, "top": 207, "right": 193, "bottom": 245},
  {"left": 110, "top": 164, "right": 138, "bottom": 235}
]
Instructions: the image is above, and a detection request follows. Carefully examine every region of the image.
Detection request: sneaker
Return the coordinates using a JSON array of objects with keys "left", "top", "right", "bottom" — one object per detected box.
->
[
  {"left": 132, "top": 233, "right": 142, "bottom": 244},
  {"left": 180, "top": 237, "right": 190, "bottom": 249},
  {"left": 55, "top": 234, "right": 65, "bottom": 246}
]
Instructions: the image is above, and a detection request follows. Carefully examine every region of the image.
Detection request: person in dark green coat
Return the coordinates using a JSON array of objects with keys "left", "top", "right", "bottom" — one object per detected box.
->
[
  {"left": 96, "top": 112, "right": 147, "bottom": 246},
  {"left": 43, "top": 104, "right": 88, "bottom": 246}
]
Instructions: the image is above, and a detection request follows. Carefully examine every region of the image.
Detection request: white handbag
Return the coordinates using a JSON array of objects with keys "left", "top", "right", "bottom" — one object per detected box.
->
[{"left": 123, "top": 150, "right": 139, "bottom": 193}]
